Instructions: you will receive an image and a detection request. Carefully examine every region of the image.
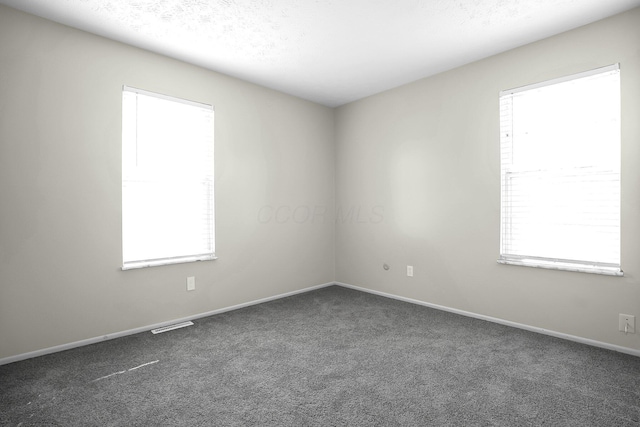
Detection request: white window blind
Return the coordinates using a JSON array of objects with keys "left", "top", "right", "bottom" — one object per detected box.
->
[
  {"left": 122, "top": 86, "right": 215, "bottom": 270},
  {"left": 499, "top": 64, "right": 621, "bottom": 276}
]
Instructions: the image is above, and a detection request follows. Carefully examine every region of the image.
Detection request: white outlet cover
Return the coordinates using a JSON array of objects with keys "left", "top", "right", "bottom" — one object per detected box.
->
[
  {"left": 187, "top": 276, "right": 196, "bottom": 291},
  {"left": 619, "top": 314, "right": 635, "bottom": 333}
]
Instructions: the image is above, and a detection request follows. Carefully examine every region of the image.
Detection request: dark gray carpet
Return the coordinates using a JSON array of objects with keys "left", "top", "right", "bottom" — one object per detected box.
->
[{"left": 1, "top": 285, "right": 639, "bottom": 426}]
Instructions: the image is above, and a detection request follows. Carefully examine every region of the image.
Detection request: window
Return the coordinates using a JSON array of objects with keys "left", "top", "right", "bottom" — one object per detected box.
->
[
  {"left": 499, "top": 64, "right": 621, "bottom": 276},
  {"left": 122, "top": 86, "right": 215, "bottom": 270}
]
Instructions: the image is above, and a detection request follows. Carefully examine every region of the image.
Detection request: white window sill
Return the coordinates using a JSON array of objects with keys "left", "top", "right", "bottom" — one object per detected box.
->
[
  {"left": 498, "top": 257, "right": 623, "bottom": 276},
  {"left": 122, "top": 254, "right": 217, "bottom": 270}
]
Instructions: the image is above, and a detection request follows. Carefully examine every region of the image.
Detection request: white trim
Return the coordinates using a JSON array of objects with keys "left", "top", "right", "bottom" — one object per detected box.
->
[
  {"left": 4, "top": 280, "right": 637, "bottom": 365},
  {"left": 497, "top": 258, "right": 623, "bottom": 276},
  {"left": 122, "top": 85, "right": 213, "bottom": 110},
  {"left": 0, "top": 282, "right": 334, "bottom": 366},
  {"left": 499, "top": 63, "right": 619, "bottom": 96},
  {"left": 122, "top": 254, "right": 218, "bottom": 270},
  {"left": 334, "top": 282, "right": 640, "bottom": 358}
]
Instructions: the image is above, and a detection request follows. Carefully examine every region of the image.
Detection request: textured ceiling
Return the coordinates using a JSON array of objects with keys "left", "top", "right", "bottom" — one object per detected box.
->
[{"left": 1, "top": 0, "right": 639, "bottom": 106}]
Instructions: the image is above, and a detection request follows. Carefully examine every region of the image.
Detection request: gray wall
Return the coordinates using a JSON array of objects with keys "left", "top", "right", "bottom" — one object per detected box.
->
[
  {"left": 335, "top": 8, "right": 640, "bottom": 352},
  {"left": 1, "top": 4, "right": 639, "bottom": 361},
  {"left": 0, "top": 5, "right": 335, "bottom": 360}
]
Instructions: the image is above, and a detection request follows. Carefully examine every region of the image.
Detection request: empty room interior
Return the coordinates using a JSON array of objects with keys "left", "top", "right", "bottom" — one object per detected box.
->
[{"left": 1, "top": 0, "right": 640, "bottom": 425}]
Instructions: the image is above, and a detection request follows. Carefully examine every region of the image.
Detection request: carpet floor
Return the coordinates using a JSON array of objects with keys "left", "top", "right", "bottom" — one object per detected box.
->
[{"left": 1, "top": 285, "right": 639, "bottom": 426}]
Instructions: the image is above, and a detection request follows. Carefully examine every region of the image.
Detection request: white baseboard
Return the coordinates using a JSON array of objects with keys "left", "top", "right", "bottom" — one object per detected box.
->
[
  {"left": 335, "top": 281, "right": 640, "bottom": 358},
  {"left": 0, "top": 281, "right": 334, "bottom": 366},
  {"left": 3, "top": 280, "right": 637, "bottom": 365}
]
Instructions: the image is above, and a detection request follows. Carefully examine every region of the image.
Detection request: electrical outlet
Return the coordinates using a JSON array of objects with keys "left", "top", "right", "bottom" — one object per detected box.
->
[
  {"left": 619, "top": 314, "right": 635, "bottom": 334},
  {"left": 186, "top": 276, "right": 196, "bottom": 291},
  {"left": 407, "top": 265, "right": 413, "bottom": 277}
]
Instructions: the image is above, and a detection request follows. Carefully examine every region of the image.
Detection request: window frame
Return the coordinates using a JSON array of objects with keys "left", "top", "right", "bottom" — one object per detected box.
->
[
  {"left": 121, "top": 85, "right": 216, "bottom": 270},
  {"left": 498, "top": 64, "right": 622, "bottom": 276}
]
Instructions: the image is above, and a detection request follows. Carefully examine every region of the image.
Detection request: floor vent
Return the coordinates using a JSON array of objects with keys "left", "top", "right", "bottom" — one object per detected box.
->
[{"left": 151, "top": 321, "right": 194, "bottom": 334}]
